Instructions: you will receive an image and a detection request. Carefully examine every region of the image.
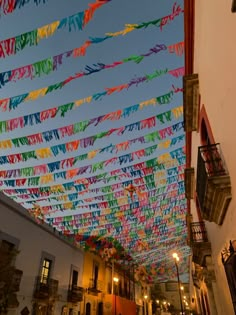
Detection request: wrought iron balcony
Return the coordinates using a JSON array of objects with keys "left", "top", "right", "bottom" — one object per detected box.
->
[
  {"left": 196, "top": 143, "right": 232, "bottom": 225},
  {"left": 68, "top": 284, "right": 84, "bottom": 303},
  {"left": 190, "top": 222, "right": 211, "bottom": 267},
  {"left": 88, "top": 278, "right": 104, "bottom": 294},
  {"left": 34, "top": 276, "right": 58, "bottom": 299}
]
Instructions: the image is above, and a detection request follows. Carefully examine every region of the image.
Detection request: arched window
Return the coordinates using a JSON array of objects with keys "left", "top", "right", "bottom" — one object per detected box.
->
[
  {"left": 201, "top": 119, "right": 211, "bottom": 146},
  {"left": 86, "top": 303, "right": 91, "bottom": 315},
  {"left": 199, "top": 106, "right": 215, "bottom": 146}
]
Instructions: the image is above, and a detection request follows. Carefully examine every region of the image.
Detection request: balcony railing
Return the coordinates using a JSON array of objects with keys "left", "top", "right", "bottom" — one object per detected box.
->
[
  {"left": 88, "top": 279, "right": 104, "bottom": 293},
  {"left": 34, "top": 276, "right": 58, "bottom": 299},
  {"left": 190, "top": 222, "right": 208, "bottom": 243},
  {"left": 190, "top": 222, "right": 211, "bottom": 267},
  {"left": 68, "top": 284, "right": 84, "bottom": 303},
  {"left": 196, "top": 143, "right": 232, "bottom": 225}
]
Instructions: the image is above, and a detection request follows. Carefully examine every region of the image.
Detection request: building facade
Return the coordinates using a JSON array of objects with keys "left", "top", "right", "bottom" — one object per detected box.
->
[
  {"left": 0, "top": 193, "right": 84, "bottom": 315},
  {"left": 0, "top": 193, "right": 149, "bottom": 315},
  {"left": 184, "top": 0, "right": 236, "bottom": 314}
]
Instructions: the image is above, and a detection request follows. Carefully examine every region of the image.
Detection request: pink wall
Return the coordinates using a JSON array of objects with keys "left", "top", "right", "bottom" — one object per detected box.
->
[
  {"left": 191, "top": 0, "right": 236, "bottom": 314},
  {"left": 113, "top": 295, "right": 136, "bottom": 315}
]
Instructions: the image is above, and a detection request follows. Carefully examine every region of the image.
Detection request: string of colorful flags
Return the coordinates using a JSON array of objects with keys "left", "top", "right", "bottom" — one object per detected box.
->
[
  {"left": 2, "top": 154, "right": 186, "bottom": 198},
  {"left": 0, "top": 2, "right": 183, "bottom": 59},
  {"left": 0, "top": 110, "right": 184, "bottom": 165},
  {"left": 0, "top": 146, "right": 186, "bottom": 188},
  {"left": 27, "top": 185, "right": 186, "bottom": 215},
  {"left": 0, "top": 129, "right": 184, "bottom": 178},
  {"left": 0, "top": 0, "right": 48, "bottom": 15},
  {"left": 21, "top": 176, "right": 184, "bottom": 204},
  {"left": 0, "top": 41, "right": 184, "bottom": 89},
  {"left": 0, "top": 78, "right": 184, "bottom": 134},
  {"left": 0, "top": 65, "right": 184, "bottom": 113},
  {"left": 0, "top": 90, "right": 178, "bottom": 150},
  {"left": 9, "top": 167, "right": 185, "bottom": 202},
  {"left": 43, "top": 190, "right": 186, "bottom": 220},
  {"left": 0, "top": 0, "right": 111, "bottom": 58}
]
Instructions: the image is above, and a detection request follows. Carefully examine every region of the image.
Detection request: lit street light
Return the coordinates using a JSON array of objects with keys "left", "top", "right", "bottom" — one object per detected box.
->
[
  {"left": 144, "top": 294, "right": 148, "bottom": 315},
  {"left": 172, "top": 253, "right": 184, "bottom": 315},
  {"left": 113, "top": 277, "right": 119, "bottom": 315}
]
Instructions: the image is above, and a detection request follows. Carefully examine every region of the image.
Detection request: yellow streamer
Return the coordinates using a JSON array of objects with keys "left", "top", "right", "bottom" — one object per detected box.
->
[
  {"left": 25, "top": 87, "right": 48, "bottom": 102},
  {"left": 172, "top": 106, "right": 183, "bottom": 118},
  {"left": 139, "top": 98, "right": 157, "bottom": 109},
  {"left": 50, "top": 185, "right": 64, "bottom": 193},
  {"left": 158, "top": 153, "right": 171, "bottom": 163},
  {"left": 75, "top": 96, "right": 93, "bottom": 107},
  {"left": 87, "top": 150, "right": 98, "bottom": 159},
  {"left": 64, "top": 202, "right": 73, "bottom": 210},
  {"left": 159, "top": 178, "right": 167, "bottom": 185},
  {"left": 117, "top": 197, "right": 127, "bottom": 206},
  {"left": 106, "top": 24, "right": 138, "bottom": 37},
  {"left": 0, "top": 139, "right": 12, "bottom": 149},
  {"left": 158, "top": 139, "right": 171, "bottom": 149},
  {"left": 36, "top": 148, "right": 52, "bottom": 159},
  {"left": 40, "top": 174, "right": 53, "bottom": 184},
  {"left": 37, "top": 21, "right": 60, "bottom": 40}
]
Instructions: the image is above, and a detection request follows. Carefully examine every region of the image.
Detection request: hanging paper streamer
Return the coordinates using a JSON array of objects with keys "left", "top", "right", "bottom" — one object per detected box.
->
[
  {"left": 1, "top": 149, "right": 186, "bottom": 198},
  {"left": 0, "top": 64, "right": 183, "bottom": 115},
  {"left": 21, "top": 173, "right": 185, "bottom": 205},
  {"left": 7, "top": 177, "right": 185, "bottom": 207},
  {"left": 0, "top": 0, "right": 48, "bottom": 15},
  {"left": 0, "top": 90, "right": 178, "bottom": 151},
  {"left": 0, "top": 108, "right": 183, "bottom": 165},
  {"left": 0, "top": 84, "right": 180, "bottom": 134},
  {"left": 0, "top": 41, "right": 185, "bottom": 89},
  {"left": 31, "top": 188, "right": 186, "bottom": 218},
  {"left": 0, "top": 137, "right": 185, "bottom": 188},
  {"left": 0, "top": 0, "right": 111, "bottom": 58},
  {"left": 0, "top": 130, "right": 184, "bottom": 178},
  {"left": 0, "top": 148, "right": 186, "bottom": 197}
]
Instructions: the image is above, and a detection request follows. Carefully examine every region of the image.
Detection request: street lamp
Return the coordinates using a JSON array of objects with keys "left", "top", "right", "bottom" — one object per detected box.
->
[
  {"left": 113, "top": 277, "right": 119, "bottom": 315},
  {"left": 172, "top": 253, "right": 184, "bottom": 315},
  {"left": 144, "top": 295, "right": 148, "bottom": 315}
]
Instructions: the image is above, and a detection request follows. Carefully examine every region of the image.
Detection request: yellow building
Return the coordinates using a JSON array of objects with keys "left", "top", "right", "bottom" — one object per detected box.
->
[{"left": 80, "top": 251, "right": 141, "bottom": 315}]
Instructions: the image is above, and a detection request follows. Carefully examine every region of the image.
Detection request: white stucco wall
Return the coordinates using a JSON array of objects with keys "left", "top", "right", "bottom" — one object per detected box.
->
[
  {"left": 0, "top": 193, "right": 84, "bottom": 315},
  {"left": 192, "top": 0, "right": 236, "bottom": 314}
]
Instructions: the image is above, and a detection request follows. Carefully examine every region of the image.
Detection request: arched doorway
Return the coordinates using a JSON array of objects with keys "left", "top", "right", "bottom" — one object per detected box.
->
[
  {"left": 98, "top": 302, "right": 103, "bottom": 315},
  {"left": 85, "top": 302, "right": 91, "bottom": 315}
]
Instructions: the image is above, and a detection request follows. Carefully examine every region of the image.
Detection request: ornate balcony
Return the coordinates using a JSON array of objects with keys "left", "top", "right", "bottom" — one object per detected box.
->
[
  {"left": 34, "top": 276, "right": 58, "bottom": 300},
  {"left": 68, "top": 284, "right": 84, "bottom": 303},
  {"left": 196, "top": 143, "right": 232, "bottom": 225},
  {"left": 88, "top": 278, "right": 104, "bottom": 295},
  {"left": 190, "top": 222, "right": 211, "bottom": 267}
]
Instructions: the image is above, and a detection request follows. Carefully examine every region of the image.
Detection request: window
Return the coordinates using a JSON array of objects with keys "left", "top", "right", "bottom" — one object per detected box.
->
[
  {"left": 40, "top": 258, "right": 52, "bottom": 284},
  {"left": 93, "top": 261, "right": 99, "bottom": 289},
  {"left": 1, "top": 240, "right": 15, "bottom": 252},
  {"left": 72, "top": 270, "right": 78, "bottom": 286},
  {"left": 232, "top": 0, "right": 236, "bottom": 12},
  {"left": 200, "top": 119, "right": 211, "bottom": 146},
  {"left": 199, "top": 106, "right": 215, "bottom": 146},
  {"left": 69, "top": 265, "right": 79, "bottom": 290}
]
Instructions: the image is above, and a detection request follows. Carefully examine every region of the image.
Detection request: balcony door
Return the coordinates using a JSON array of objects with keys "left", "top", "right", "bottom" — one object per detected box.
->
[
  {"left": 93, "top": 261, "right": 99, "bottom": 289},
  {"left": 86, "top": 302, "right": 91, "bottom": 315},
  {"left": 40, "top": 258, "right": 52, "bottom": 284}
]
